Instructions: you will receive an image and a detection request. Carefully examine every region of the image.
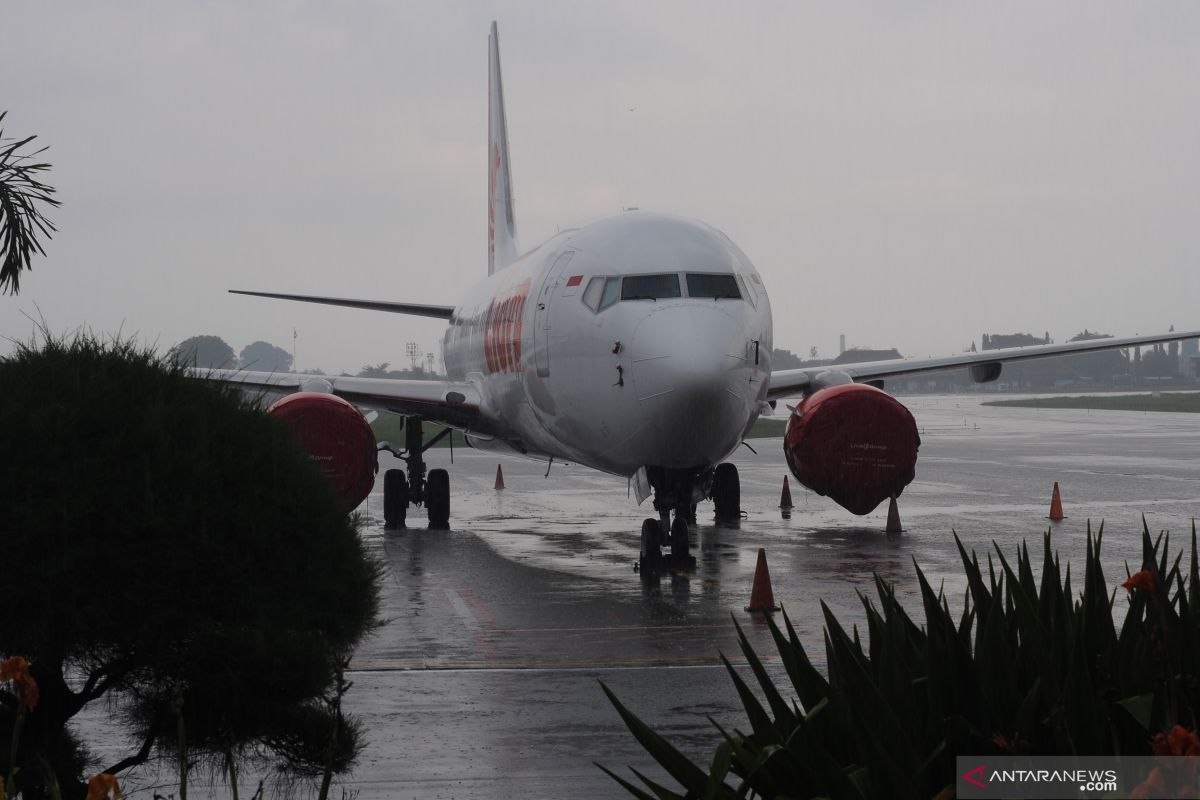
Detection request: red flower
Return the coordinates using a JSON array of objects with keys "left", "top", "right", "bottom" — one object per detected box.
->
[
  {"left": 1145, "top": 727, "right": 1200, "bottom": 796},
  {"left": 86, "top": 773, "right": 121, "bottom": 800},
  {"left": 991, "top": 732, "right": 1011, "bottom": 751},
  {"left": 1130, "top": 766, "right": 1165, "bottom": 799},
  {"left": 1162, "top": 725, "right": 1200, "bottom": 757},
  {"left": 0, "top": 655, "right": 27, "bottom": 681},
  {"left": 1122, "top": 571, "right": 1156, "bottom": 592},
  {"left": 0, "top": 655, "right": 38, "bottom": 710}
]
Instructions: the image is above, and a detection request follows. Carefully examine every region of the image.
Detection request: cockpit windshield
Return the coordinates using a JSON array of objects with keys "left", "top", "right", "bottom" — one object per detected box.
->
[
  {"left": 581, "top": 271, "right": 748, "bottom": 313},
  {"left": 686, "top": 273, "right": 742, "bottom": 300},
  {"left": 621, "top": 273, "right": 681, "bottom": 301}
]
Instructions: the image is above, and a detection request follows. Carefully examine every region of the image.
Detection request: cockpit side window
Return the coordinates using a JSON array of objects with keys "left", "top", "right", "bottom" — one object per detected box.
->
[
  {"left": 686, "top": 273, "right": 742, "bottom": 300},
  {"left": 599, "top": 277, "right": 621, "bottom": 310},
  {"left": 582, "top": 277, "right": 605, "bottom": 311},
  {"left": 583, "top": 277, "right": 622, "bottom": 312},
  {"left": 621, "top": 273, "right": 681, "bottom": 301},
  {"left": 734, "top": 274, "right": 755, "bottom": 308}
]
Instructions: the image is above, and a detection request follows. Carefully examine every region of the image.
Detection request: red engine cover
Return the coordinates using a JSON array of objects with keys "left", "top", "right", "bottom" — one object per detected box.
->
[
  {"left": 783, "top": 384, "right": 920, "bottom": 515},
  {"left": 268, "top": 392, "right": 378, "bottom": 512}
]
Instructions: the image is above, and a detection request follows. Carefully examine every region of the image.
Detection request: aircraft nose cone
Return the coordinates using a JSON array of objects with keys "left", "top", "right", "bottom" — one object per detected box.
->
[{"left": 629, "top": 304, "right": 752, "bottom": 466}]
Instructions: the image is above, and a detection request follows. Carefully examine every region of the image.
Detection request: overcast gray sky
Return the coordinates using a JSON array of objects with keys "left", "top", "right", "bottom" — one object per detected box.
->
[{"left": 3, "top": 2, "right": 1198, "bottom": 373}]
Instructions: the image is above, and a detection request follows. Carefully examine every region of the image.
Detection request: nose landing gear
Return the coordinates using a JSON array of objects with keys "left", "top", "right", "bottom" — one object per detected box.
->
[
  {"left": 636, "top": 462, "right": 742, "bottom": 574},
  {"left": 637, "top": 467, "right": 701, "bottom": 573}
]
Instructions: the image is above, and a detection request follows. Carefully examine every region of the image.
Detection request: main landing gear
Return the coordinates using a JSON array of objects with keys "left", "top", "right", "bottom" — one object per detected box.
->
[
  {"left": 636, "top": 462, "right": 742, "bottom": 574},
  {"left": 381, "top": 416, "right": 451, "bottom": 530}
]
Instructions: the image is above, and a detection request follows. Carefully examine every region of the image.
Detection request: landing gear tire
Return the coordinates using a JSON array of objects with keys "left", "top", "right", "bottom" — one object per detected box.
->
[
  {"left": 669, "top": 515, "right": 694, "bottom": 569},
  {"left": 639, "top": 518, "right": 662, "bottom": 572},
  {"left": 712, "top": 462, "right": 741, "bottom": 524},
  {"left": 426, "top": 468, "right": 450, "bottom": 530},
  {"left": 384, "top": 469, "right": 408, "bottom": 530}
]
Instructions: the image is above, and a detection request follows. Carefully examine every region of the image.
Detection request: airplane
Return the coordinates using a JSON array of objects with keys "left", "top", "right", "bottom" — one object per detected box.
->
[{"left": 195, "top": 21, "right": 1200, "bottom": 572}]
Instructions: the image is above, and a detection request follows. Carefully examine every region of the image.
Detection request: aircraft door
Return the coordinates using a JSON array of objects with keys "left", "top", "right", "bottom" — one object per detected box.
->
[{"left": 533, "top": 251, "right": 574, "bottom": 377}]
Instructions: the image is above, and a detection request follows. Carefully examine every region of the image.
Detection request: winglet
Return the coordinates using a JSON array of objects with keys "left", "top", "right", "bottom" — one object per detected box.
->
[{"left": 488, "top": 21, "right": 519, "bottom": 275}]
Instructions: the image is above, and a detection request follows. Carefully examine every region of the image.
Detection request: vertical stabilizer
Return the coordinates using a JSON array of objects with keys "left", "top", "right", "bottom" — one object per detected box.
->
[{"left": 488, "top": 21, "right": 519, "bottom": 275}]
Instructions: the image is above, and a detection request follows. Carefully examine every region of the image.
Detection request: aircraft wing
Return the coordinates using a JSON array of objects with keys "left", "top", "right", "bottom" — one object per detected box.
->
[
  {"left": 229, "top": 290, "right": 456, "bottom": 320},
  {"left": 190, "top": 368, "right": 488, "bottom": 432},
  {"left": 767, "top": 328, "right": 1200, "bottom": 400}
]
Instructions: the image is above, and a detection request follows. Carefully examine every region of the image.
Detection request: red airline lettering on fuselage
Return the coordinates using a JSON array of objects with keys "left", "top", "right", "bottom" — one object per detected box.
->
[{"left": 481, "top": 278, "right": 530, "bottom": 374}]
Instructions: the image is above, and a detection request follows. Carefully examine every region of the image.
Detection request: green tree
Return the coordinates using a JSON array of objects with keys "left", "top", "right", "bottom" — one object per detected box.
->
[
  {"left": 239, "top": 340, "right": 293, "bottom": 372},
  {"left": 357, "top": 361, "right": 434, "bottom": 380},
  {"left": 0, "top": 111, "right": 60, "bottom": 295},
  {"left": 770, "top": 348, "right": 804, "bottom": 369},
  {"left": 170, "top": 334, "right": 238, "bottom": 369},
  {"left": 0, "top": 335, "right": 381, "bottom": 799}
]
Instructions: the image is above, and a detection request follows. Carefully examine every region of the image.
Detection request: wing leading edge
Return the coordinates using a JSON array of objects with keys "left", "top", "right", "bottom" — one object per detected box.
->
[
  {"left": 229, "top": 290, "right": 456, "bottom": 320},
  {"left": 767, "top": 328, "right": 1200, "bottom": 400}
]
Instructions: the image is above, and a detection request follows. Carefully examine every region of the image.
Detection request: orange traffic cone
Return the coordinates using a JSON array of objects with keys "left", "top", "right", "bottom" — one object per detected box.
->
[
  {"left": 745, "top": 548, "right": 780, "bottom": 613},
  {"left": 780, "top": 476, "right": 794, "bottom": 509},
  {"left": 1048, "top": 481, "right": 1065, "bottom": 520},
  {"left": 495, "top": 464, "right": 505, "bottom": 490},
  {"left": 885, "top": 496, "right": 903, "bottom": 534}
]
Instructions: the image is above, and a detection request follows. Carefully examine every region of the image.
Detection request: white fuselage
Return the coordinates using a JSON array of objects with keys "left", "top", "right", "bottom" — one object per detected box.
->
[{"left": 442, "top": 211, "right": 773, "bottom": 476}]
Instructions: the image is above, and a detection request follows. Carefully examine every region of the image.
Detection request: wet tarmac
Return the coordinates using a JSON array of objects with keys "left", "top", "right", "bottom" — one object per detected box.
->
[{"left": 83, "top": 394, "right": 1200, "bottom": 798}]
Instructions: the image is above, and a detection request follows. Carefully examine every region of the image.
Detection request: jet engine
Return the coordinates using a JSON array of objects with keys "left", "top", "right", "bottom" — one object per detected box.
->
[
  {"left": 783, "top": 384, "right": 920, "bottom": 515},
  {"left": 267, "top": 392, "right": 378, "bottom": 511}
]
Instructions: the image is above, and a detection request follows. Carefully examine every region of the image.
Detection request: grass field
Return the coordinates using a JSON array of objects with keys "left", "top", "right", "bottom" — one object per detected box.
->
[
  {"left": 370, "top": 415, "right": 462, "bottom": 448},
  {"left": 983, "top": 392, "right": 1200, "bottom": 413},
  {"left": 369, "top": 413, "right": 790, "bottom": 448},
  {"left": 748, "top": 417, "right": 788, "bottom": 437}
]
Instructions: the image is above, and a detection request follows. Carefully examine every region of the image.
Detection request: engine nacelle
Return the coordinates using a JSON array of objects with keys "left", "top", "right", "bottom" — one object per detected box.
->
[
  {"left": 267, "top": 392, "right": 378, "bottom": 512},
  {"left": 783, "top": 384, "right": 920, "bottom": 515}
]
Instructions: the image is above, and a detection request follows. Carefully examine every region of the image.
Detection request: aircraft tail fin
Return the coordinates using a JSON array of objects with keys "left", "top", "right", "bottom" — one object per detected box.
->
[{"left": 488, "top": 21, "right": 519, "bottom": 275}]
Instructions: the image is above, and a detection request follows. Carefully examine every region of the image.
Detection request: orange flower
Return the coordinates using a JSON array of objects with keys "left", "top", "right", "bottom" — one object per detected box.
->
[
  {"left": 1122, "top": 571, "right": 1156, "bottom": 592},
  {"left": 1130, "top": 766, "right": 1165, "bottom": 799},
  {"left": 1161, "top": 725, "right": 1200, "bottom": 757},
  {"left": 0, "top": 655, "right": 38, "bottom": 710},
  {"left": 0, "top": 655, "right": 27, "bottom": 681},
  {"left": 86, "top": 773, "right": 121, "bottom": 800}
]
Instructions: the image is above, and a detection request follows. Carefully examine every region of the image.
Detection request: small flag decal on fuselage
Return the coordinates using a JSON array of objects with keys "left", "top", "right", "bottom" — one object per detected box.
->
[{"left": 565, "top": 275, "right": 583, "bottom": 287}]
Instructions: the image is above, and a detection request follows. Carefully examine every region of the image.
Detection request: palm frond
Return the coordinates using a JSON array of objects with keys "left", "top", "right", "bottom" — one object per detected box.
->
[{"left": 0, "top": 110, "right": 61, "bottom": 295}]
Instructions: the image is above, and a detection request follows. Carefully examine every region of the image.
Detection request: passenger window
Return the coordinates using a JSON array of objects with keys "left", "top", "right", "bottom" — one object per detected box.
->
[
  {"left": 598, "top": 277, "right": 621, "bottom": 310},
  {"left": 686, "top": 273, "right": 741, "bottom": 300},
  {"left": 621, "top": 273, "right": 681, "bottom": 301},
  {"left": 582, "top": 277, "right": 605, "bottom": 311}
]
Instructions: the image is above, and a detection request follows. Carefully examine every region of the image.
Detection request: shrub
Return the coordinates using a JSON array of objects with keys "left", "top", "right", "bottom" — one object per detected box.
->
[
  {"left": 600, "top": 522, "right": 1199, "bottom": 799},
  {"left": 0, "top": 334, "right": 382, "bottom": 799}
]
